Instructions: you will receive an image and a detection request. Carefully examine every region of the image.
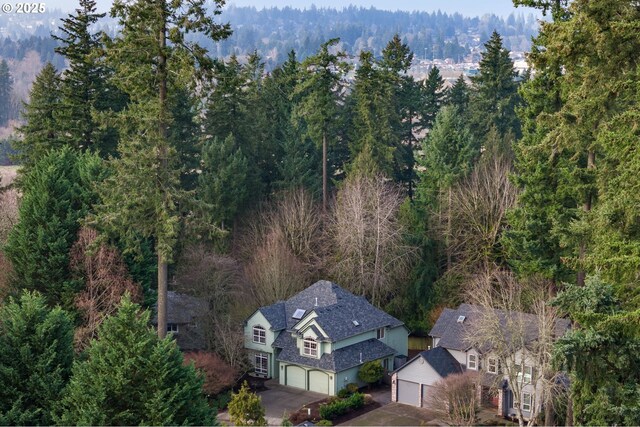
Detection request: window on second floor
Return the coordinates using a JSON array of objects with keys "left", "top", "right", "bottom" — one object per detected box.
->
[
  {"left": 467, "top": 353, "right": 477, "bottom": 370},
  {"left": 253, "top": 325, "right": 266, "bottom": 344},
  {"left": 377, "top": 328, "right": 385, "bottom": 339},
  {"left": 167, "top": 323, "right": 178, "bottom": 333},
  {"left": 303, "top": 337, "right": 318, "bottom": 357},
  {"left": 487, "top": 357, "right": 498, "bottom": 374},
  {"left": 517, "top": 364, "right": 533, "bottom": 384},
  {"left": 522, "top": 392, "right": 532, "bottom": 412}
]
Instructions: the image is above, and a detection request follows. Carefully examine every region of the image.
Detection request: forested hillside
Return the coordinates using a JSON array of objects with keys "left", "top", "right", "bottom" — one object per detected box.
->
[{"left": 0, "top": 0, "right": 638, "bottom": 425}]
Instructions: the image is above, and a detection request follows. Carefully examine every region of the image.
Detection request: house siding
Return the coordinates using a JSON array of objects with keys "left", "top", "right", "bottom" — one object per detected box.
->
[
  {"left": 385, "top": 325, "right": 409, "bottom": 357},
  {"left": 245, "top": 311, "right": 278, "bottom": 378}
]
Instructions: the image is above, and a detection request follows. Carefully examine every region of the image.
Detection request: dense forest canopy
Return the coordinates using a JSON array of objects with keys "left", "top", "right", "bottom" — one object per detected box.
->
[{"left": 0, "top": 0, "right": 639, "bottom": 425}]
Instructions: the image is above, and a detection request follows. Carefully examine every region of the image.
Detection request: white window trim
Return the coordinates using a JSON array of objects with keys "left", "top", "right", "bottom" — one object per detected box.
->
[
  {"left": 467, "top": 353, "right": 477, "bottom": 370},
  {"left": 255, "top": 352, "right": 268, "bottom": 376},
  {"left": 253, "top": 325, "right": 266, "bottom": 344},
  {"left": 522, "top": 392, "right": 532, "bottom": 412},
  {"left": 377, "top": 327, "right": 385, "bottom": 339},
  {"left": 517, "top": 364, "right": 533, "bottom": 384},
  {"left": 303, "top": 337, "right": 318, "bottom": 357},
  {"left": 487, "top": 357, "right": 498, "bottom": 374},
  {"left": 167, "top": 323, "right": 179, "bottom": 333}
]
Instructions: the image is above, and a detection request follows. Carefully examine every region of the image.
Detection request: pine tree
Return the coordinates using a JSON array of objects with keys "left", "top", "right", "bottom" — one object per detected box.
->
[
  {"left": 0, "top": 59, "right": 13, "bottom": 126},
  {"left": 446, "top": 75, "right": 469, "bottom": 114},
  {"left": 293, "top": 38, "right": 349, "bottom": 212},
  {"left": 0, "top": 291, "right": 74, "bottom": 426},
  {"left": 96, "top": 0, "right": 230, "bottom": 339},
  {"left": 348, "top": 50, "right": 396, "bottom": 177},
  {"left": 57, "top": 296, "right": 215, "bottom": 425},
  {"left": 469, "top": 31, "right": 520, "bottom": 141},
  {"left": 53, "top": 0, "right": 123, "bottom": 157},
  {"left": 4, "top": 147, "right": 104, "bottom": 308},
  {"left": 419, "top": 66, "right": 445, "bottom": 131},
  {"left": 227, "top": 382, "right": 266, "bottom": 426},
  {"left": 14, "top": 63, "right": 62, "bottom": 169},
  {"left": 198, "top": 134, "right": 249, "bottom": 230}
]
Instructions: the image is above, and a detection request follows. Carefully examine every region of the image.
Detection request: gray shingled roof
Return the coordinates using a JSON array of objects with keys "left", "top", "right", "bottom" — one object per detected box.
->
[
  {"left": 277, "top": 338, "right": 396, "bottom": 372},
  {"left": 258, "top": 301, "right": 287, "bottom": 331},
  {"left": 258, "top": 280, "right": 404, "bottom": 341},
  {"left": 430, "top": 303, "right": 571, "bottom": 353},
  {"left": 420, "top": 346, "right": 463, "bottom": 377},
  {"left": 152, "top": 291, "right": 208, "bottom": 351}
]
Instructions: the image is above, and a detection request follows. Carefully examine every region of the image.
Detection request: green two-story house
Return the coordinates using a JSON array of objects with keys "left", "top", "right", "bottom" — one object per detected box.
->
[{"left": 244, "top": 280, "right": 409, "bottom": 395}]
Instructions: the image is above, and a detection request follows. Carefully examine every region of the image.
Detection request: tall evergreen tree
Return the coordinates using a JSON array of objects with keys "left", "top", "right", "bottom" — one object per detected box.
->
[
  {"left": 469, "top": 31, "right": 520, "bottom": 141},
  {"left": 96, "top": 0, "right": 230, "bottom": 338},
  {"left": 57, "top": 296, "right": 215, "bottom": 425},
  {"left": 198, "top": 134, "right": 249, "bottom": 230},
  {"left": 419, "top": 66, "right": 445, "bottom": 131},
  {"left": 293, "top": 38, "right": 349, "bottom": 212},
  {"left": 53, "top": 0, "right": 124, "bottom": 157},
  {"left": 13, "top": 63, "right": 62, "bottom": 169},
  {"left": 4, "top": 147, "right": 104, "bottom": 308},
  {"left": 0, "top": 59, "right": 13, "bottom": 126},
  {"left": 445, "top": 75, "right": 470, "bottom": 114},
  {"left": 348, "top": 50, "right": 396, "bottom": 177},
  {"left": 0, "top": 292, "right": 74, "bottom": 426}
]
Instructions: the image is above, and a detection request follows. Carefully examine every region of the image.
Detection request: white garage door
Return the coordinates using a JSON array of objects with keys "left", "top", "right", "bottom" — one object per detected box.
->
[
  {"left": 286, "top": 365, "right": 306, "bottom": 389},
  {"left": 397, "top": 380, "right": 420, "bottom": 406},
  {"left": 421, "top": 384, "right": 434, "bottom": 407},
  {"left": 308, "top": 370, "right": 329, "bottom": 394}
]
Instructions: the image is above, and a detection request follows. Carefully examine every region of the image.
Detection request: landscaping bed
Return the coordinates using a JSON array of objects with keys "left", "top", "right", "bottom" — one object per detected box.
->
[{"left": 288, "top": 393, "right": 381, "bottom": 426}]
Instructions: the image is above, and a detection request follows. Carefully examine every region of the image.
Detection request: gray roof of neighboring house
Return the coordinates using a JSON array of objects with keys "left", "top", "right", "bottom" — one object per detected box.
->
[
  {"left": 256, "top": 280, "right": 404, "bottom": 342},
  {"left": 429, "top": 303, "right": 571, "bottom": 353},
  {"left": 152, "top": 291, "right": 208, "bottom": 351},
  {"left": 277, "top": 338, "right": 396, "bottom": 373},
  {"left": 393, "top": 346, "right": 463, "bottom": 378}
]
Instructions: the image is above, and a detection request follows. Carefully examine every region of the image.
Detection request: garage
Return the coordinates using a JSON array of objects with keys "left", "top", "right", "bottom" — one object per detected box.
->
[
  {"left": 308, "top": 370, "right": 329, "bottom": 394},
  {"left": 421, "top": 384, "right": 434, "bottom": 407},
  {"left": 397, "top": 380, "right": 420, "bottom": 406},
  {"left": 286, "top": 365, "right": 306, "bottom": 389}
]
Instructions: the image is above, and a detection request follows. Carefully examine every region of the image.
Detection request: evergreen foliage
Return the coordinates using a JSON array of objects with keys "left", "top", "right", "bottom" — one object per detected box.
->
[
  {"left": 13, "top": 63, "right": 62, "bottom": 169},
  {"left": 419, "top": 66, "right": 445, "bottom": 131},
  {"left": 57, "top": 295, "right": 215, "bottom": 425},
  {"left": 53, "top": 0, "right": 124, "bottom": 157},
  {"left": 357, "top": 360, "right": 384, "bottom": 387},
  {"left": 227, "top": 381, "right": 267, "bottom": 426},
  {"left": 0, "top": 59, "right": 13, "bottom": 126},
  {"left": 4, "top": 147, "right": 104, "bottom": 308},
  {"left": 469, "top": 31, "right": 520, "bottom": 141},
  {"left": 0, "top": 291, "right": 74, "bottom": 426},
  {"left": 198, "top": 134, "right": 250, "bottom": 230}
]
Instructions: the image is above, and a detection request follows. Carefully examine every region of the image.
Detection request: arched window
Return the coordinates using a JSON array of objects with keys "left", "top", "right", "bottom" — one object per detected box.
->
[
  {"left": 303, "top": 337, "right": 317, "bottom": 357},
  {"left": 253, "top": 325, "right": 266, "bottom": 344}
]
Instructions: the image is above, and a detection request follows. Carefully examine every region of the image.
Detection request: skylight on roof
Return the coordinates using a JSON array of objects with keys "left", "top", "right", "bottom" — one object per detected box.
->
[
  {"left": 352, "top": 320, "right": 360, "bottom": 326},
  {"left": 292, "top": 308, "right": 306, "bottom": 320},
  {"left": 457, "top": 315, "right": 466, "bottom": 323}
]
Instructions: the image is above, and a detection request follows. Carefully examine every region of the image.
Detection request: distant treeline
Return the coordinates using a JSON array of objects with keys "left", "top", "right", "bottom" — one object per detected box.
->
[{"left": 202, "top": 5, "right": 539, "bottom": 67}]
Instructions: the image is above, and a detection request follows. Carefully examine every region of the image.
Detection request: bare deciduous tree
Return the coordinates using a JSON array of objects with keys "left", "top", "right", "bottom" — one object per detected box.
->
[
  {"left": 244, "top": 230, "right": 310, "bottom": 306},
  {"left": 183, "top": 351, "right": 239, "bottom": 396},
  {"left": 464, "top": 269, "right": 566, "bottom": 427},
  {"left": 173, "top": 244, "right": 249, "bottom": 366},
  {"left": 70, "top": 227, "right": 142, "bottom": 352},
  {"left": 236, "top": 187, "right": 323, "bottom": 306},
  {"left": 330, "top": 173, "right": 416, "bottom": 306},
  {"left": 434, "top": 154, "right": 517, "bottom": 275},
  {"left": 424, "top": 371, "right": 480, "bottom": 426}
]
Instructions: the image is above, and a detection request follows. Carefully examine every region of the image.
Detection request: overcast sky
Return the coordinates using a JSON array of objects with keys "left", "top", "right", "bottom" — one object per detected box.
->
[{"left": 45, "top": 0, "right": 537, "bottom": 18}]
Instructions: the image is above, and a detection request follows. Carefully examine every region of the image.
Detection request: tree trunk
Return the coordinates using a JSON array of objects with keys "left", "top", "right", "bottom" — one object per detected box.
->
[
  {"left": 576, "top": 150, "right": 595, "bottom": 287},
  {"left": 447, "top": 186, "right": 452, "bottom": 270},
  {"left": 322, "top": 129, "right": 327, "bottom": 214},
  {"left": 157, "top": 1, "right": 168, "bottom": 339},
  {"left": 158, "top": 256, "right": 168, "bottom": 339}
]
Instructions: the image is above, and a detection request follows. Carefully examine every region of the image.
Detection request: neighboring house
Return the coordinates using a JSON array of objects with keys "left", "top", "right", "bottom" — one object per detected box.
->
[
  {"left": 244, "top": 280, "right": 409, "bottom": 396},
  {"left": 153, "top": 291, "right": 207, "bottom": 351},
  {"left": 391, "top": 303, "right": 570, "bottom": 421}
]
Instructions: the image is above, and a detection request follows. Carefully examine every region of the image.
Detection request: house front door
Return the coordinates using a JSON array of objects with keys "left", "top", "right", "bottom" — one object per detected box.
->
[{"left": 502, "top": 389, "right": 514, "bottom": 417}]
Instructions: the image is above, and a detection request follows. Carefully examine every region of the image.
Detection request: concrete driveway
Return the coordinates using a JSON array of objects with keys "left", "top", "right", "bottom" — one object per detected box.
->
[
  {"left": 345, "top": 402, "right": 437, "bottom": 426},
  {"left": 218, "top": 380, "right": 326, "bottom": 426}
]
